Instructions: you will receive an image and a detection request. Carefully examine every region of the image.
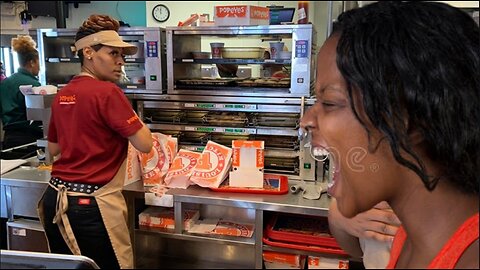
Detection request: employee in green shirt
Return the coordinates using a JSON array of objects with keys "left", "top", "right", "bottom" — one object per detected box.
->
[{"left": 0, "top": 35, "right": 43, "bottom": 149}]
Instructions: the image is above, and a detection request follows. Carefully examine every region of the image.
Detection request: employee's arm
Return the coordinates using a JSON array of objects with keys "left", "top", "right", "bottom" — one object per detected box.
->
[
  {"left": 128, "top": 122, "right": 153, "bottom": 153},
  {"left": 48, "top": 141, "right": 61, "bottom": 157}
]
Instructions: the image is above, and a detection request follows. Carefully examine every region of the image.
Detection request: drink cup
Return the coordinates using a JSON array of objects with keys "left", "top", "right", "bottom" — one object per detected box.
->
[
  {"left": 270, "top": 42, "right": 284, "bottom": 59},
  {"left": 210, "top": 42, "right": 224, "bottom": 59}
]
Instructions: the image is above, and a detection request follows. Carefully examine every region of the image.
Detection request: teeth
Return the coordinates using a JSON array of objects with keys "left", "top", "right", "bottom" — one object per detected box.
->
[
  {"left": 312, "top": 148, "right": 329, "bottom": 157},
  {"left": 327, "top": 180, "right": 335, "bottom": 189},
  {"left": 327, "top": 163, "right": 336, "bottom": 190}
]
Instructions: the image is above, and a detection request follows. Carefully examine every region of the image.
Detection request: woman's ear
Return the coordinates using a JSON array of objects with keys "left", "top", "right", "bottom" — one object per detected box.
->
[{"left": 83, "top": 46, "right": 94, "bottom": 59}]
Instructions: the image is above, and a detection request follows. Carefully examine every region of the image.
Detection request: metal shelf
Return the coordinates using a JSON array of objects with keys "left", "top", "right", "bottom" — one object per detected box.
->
[
  {"left": 45, "top": 57, "right": 145, "bottom": 63},
  {"left": 174, "top": 58, "right": 291, "bottom": 65},
  {"left": 135, "top": 228, "right": 255, "bottom": 247},
  {"left": 146, "top": 123, "right": 298, "bottom": 137}
]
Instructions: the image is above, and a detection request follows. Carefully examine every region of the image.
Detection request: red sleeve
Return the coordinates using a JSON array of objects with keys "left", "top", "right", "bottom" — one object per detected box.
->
[
  {"left": 102, "top": 87, "right": 143, "bottom": 137},
  {"left": 48, "top": 101, "right": 58, "bottom": 143}
]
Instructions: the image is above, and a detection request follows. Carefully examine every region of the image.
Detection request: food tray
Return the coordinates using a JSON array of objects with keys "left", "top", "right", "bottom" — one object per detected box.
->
[
  {"left": 265, "top": 213, "right": 341, "bottom": 249},
  {"left": 209, "top": 174, "right": 289, "bottom": 194},
  {"left": 221, "top": 47, "right": 265, "bottom": 59},
  {"left": 237, "top": 78, "right": 290, "bottom": 88},
  {"left": 176, "top": 78, "right": 236, "bottom": 86},
  {"left": 262, "top": 236, "right": 348, "bottom": 256}
]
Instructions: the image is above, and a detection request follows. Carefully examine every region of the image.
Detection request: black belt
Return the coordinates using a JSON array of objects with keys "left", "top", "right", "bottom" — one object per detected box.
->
[{"left": 49, "top": 178, "right": 103, "bottom": 194}]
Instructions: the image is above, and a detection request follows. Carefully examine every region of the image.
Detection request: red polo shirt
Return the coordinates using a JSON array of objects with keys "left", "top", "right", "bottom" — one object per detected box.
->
[{"left": 48, "top": 76, "right": 143, "bottom": 185}]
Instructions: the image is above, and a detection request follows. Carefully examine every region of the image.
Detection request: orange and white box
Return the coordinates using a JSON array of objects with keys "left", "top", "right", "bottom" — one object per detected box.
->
[
  {"left": 212, "top": 220, "right": 255, "bottom": 238},
  {"left": 138, "top": 207, "right": 200, "bottom": 230},
  {"left": 139, "top": 133, "right": 169, "bottom": 186},
  {"left": 263, "top": 251, "right": 306, "bottom": 269},
  {"left": 229, "top": 140, "right": 264, "bottom": 188},
  {"left": 308, "top": 256, "right": 349, "bottom": 269},
  {"left": 214, "top": 5, "right": 270, "bottom": 26},
  {"left": 190, "top": 141, "right": 232, "bottom": 188},
  {"left": 144, "top": 184, "right": 173, "bottom": 207},
  {"left": 164, "top": 149, "right": 202, "bottom": 189}
]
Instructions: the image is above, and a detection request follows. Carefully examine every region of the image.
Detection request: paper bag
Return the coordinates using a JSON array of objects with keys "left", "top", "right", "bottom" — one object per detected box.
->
[
  {"left": 190, "top": 141, "right": 232, "bottom": 188},
  {"left": 139, "top": 133, "right": 169, "bottom": 186},
  {"left": 164, "top": 149, "right": 202, "bottom": 189},
  {"left": 124, "top": 142, "right": 142, "bottom": 186}
]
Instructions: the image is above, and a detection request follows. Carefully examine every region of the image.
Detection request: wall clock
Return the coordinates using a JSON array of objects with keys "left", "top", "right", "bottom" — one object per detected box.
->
[{"left": 152, "top": 4, "right": 170, "bottom": 23}]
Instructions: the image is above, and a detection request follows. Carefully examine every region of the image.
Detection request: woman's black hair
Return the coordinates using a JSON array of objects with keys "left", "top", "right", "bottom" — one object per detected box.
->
[
  {"left": 75, "top": 14, "right": 120, "bottom": 64},
  {"left": 332, "top": 1, "right": 479, "bottom": 194}
]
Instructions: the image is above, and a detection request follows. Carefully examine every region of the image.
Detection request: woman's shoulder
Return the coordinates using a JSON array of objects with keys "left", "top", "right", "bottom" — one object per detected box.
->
[
  {"left": 4, "top": 72, "right": 40, "bottom": 87},
  {"left": 74, "top": 77, "right": 122, "bottom": 94},
  {"left": 88, "top": 79, "right": 121, "bottom": 92}
]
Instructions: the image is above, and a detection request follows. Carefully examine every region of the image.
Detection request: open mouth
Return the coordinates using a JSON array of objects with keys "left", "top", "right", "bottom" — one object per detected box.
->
[{"left": 323, "top": 151, "right": 338, "bottom": 195}]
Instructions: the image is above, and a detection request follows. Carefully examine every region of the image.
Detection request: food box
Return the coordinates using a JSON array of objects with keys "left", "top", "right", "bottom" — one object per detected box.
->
[
  {"left": 263, "top": 251, "right": 306, "bottom": 269},
  {"left": 144, "top": 184, "right": 173, "bottom": 207},
  {"left": 212, "top": 220, "right": 255, "bottom": 238},
  {"left": 308, "top": 256, "right": 349, "bottom": 269},
  {"left": 139, "top": 207, "right": 199, "bottom": 230},
  {"left": 214, "top": 5, "right": 269, "bottom": 26},
  {"left": 229, "top": 140, "right": 264, "bottom": 188}
]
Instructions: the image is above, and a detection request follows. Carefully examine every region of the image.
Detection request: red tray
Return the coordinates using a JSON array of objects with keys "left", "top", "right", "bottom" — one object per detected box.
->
[
  {"left": 209, "top": 174, "right": 289, "bottom": 194},
  {"left": 265, "top": 213, "right": 341, "bottom": 249},
  {"left": 262, "top": 236, "right": 348, "bottom": 256}
]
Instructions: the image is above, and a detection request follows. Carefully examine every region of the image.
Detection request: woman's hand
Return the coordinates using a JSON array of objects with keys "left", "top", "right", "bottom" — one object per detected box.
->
[
  {"left": 342, "top": 201, "right": 401, "bottom": 242},
  {"left": 328, "top": 199, "right": 401, "bottom": 258}
]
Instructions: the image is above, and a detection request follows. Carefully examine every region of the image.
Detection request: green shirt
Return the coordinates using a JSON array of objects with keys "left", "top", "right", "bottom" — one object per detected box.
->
[{"left": 0, "top": 68, "right": 41, "bottom": 131}]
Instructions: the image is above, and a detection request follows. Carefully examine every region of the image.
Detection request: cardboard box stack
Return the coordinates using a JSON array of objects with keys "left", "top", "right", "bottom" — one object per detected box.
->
[{"left": 139, "top": 207, "right": 200, "bottom": 230}]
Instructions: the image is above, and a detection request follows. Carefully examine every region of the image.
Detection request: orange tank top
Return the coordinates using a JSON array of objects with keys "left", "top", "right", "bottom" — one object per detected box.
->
[{"left": 386, "top": 212, "right": 479, "bottom": 269}]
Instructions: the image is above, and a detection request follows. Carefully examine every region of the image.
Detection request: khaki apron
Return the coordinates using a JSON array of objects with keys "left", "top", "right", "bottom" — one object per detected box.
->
[{"left": 37, "top": 159, "right": 133, "bottom": 269}]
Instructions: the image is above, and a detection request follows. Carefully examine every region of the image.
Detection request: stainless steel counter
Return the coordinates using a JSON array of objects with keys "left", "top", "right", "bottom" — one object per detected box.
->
[
  {"left": 0, "top": 166, "right": 50, "bottom": 219},
  {"left": 123, "top": 180, "right": 330, "bottom": 217},
  {"left": 1, "top": 166, "right": 51, "bottom": 188},
  {"left": 123, "top": 178, "right": 333, "bottom": 269},
  {"left": 2, "top": 165, "right": 330, "bottom": 219}
]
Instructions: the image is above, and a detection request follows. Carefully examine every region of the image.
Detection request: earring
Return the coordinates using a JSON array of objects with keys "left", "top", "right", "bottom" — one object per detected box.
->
[{"left": 88, "top": 56, "right": 92, "bottom": 60}]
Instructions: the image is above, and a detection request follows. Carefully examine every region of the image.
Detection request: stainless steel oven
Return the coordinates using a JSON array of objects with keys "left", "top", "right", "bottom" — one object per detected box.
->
[
  {"left": 165, "top": 24, "right": 316, "bottom": 97},
  {"left": 35, "top": 27, "right": 166, "bottom": 94}
]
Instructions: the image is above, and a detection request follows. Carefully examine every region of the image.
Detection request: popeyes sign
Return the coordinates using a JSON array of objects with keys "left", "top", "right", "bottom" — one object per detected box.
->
[{"left": 216, "top": 5, "right": 269, "bottom": 19}]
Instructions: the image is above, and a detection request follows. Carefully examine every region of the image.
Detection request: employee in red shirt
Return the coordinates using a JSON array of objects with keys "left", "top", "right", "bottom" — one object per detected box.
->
[{"left": 38, "top": 14, "right": 153, "bottom": 269}]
